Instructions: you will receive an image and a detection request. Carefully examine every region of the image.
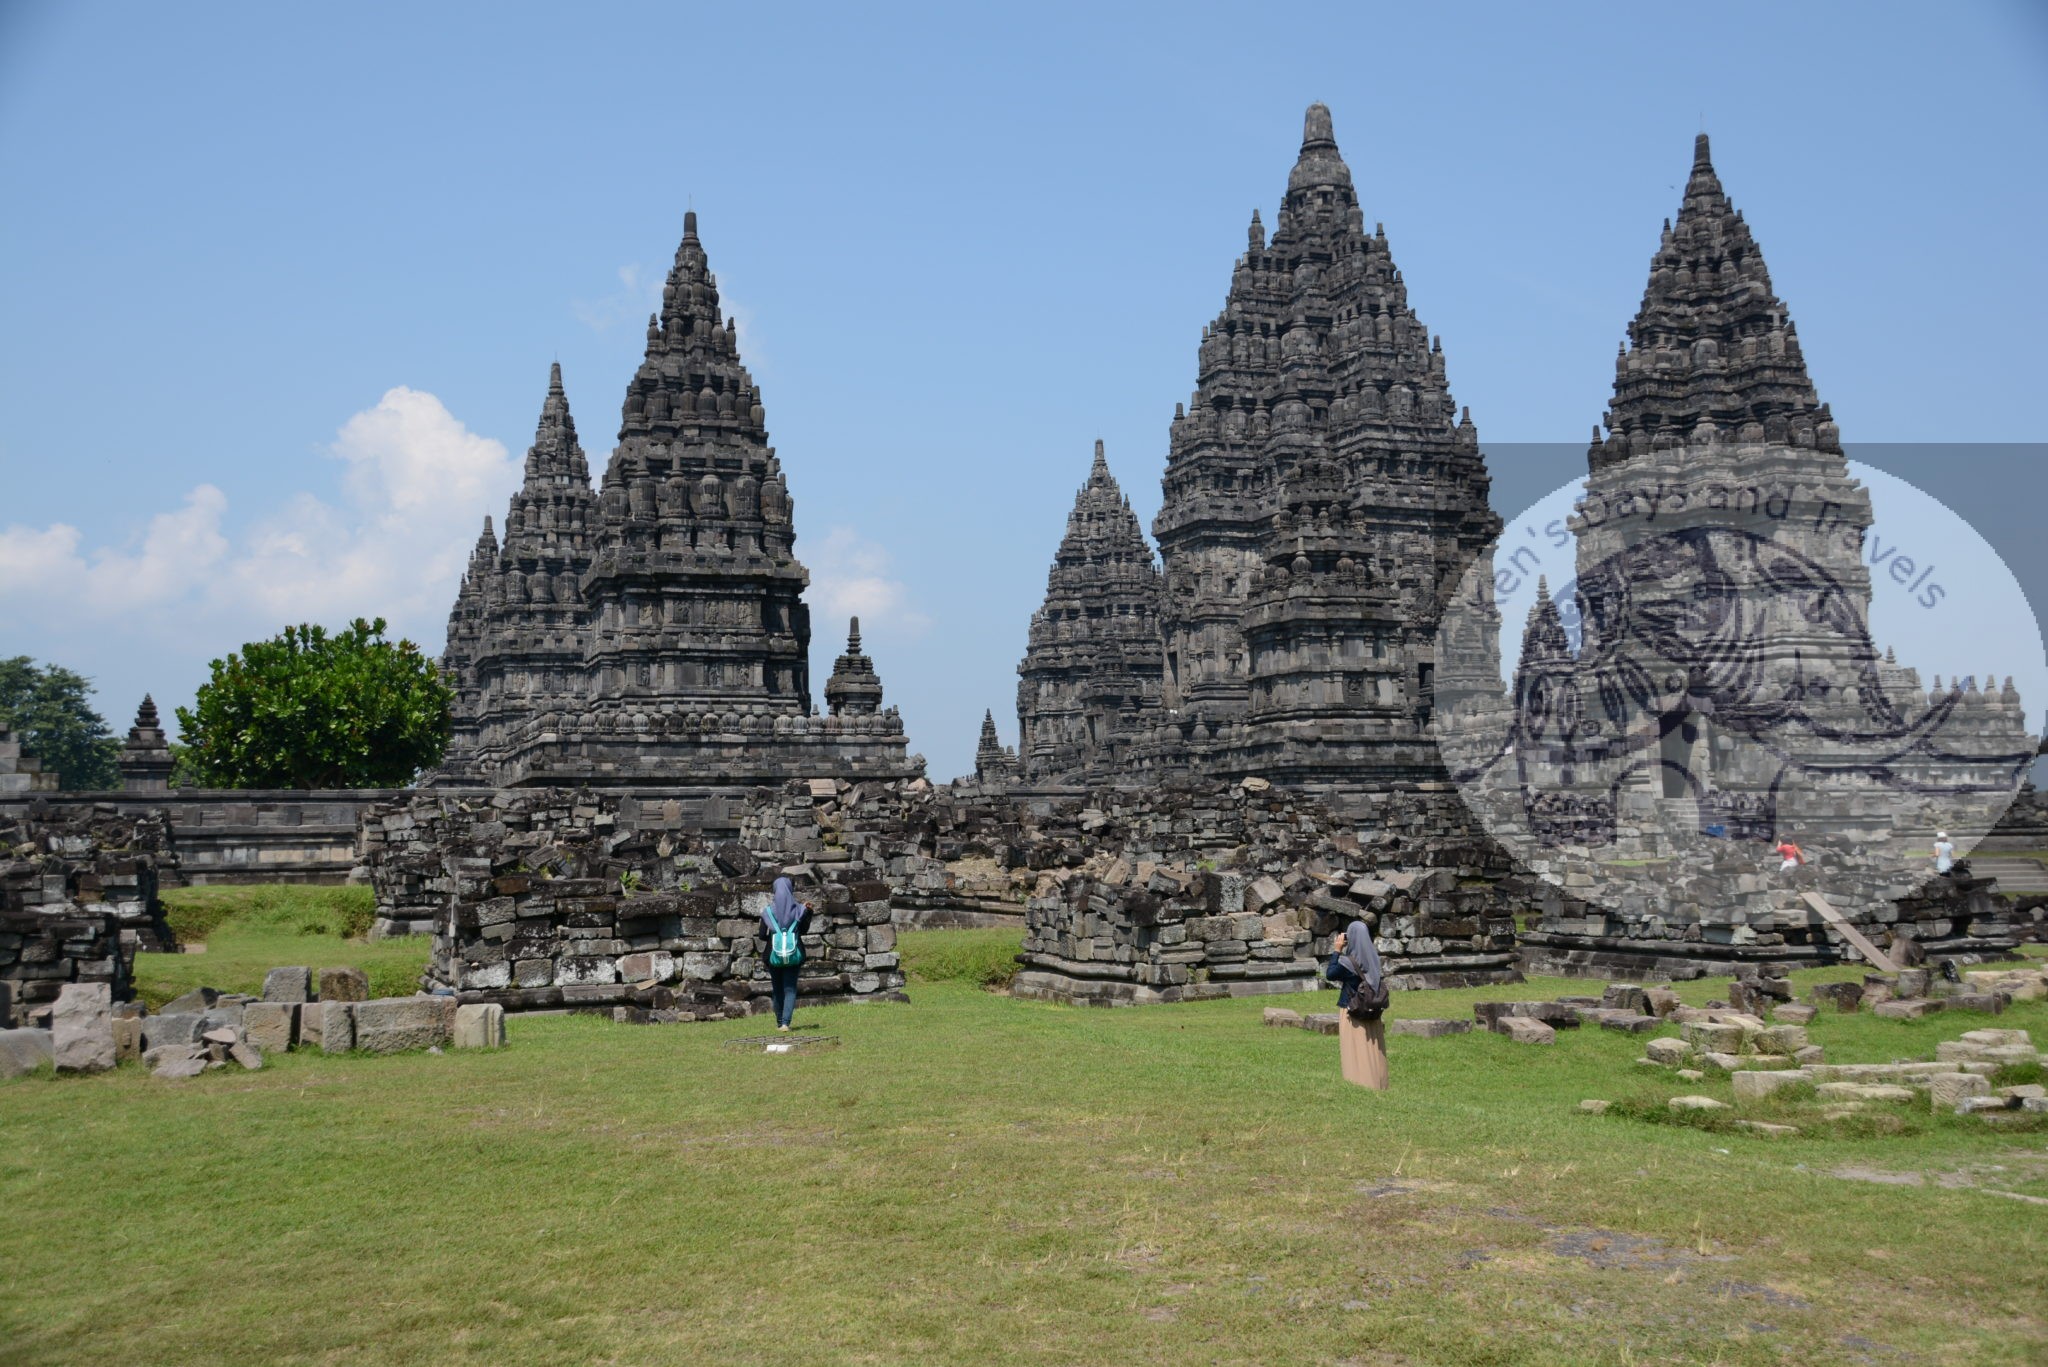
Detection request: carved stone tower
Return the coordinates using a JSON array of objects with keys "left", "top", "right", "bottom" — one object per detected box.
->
[{"left": 1015, "top": 441, "right": 1164, "bottom": 782}]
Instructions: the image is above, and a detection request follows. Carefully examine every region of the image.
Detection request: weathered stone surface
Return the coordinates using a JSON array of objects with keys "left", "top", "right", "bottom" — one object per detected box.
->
[
  {"left": 1733, "top": 1120, "right": 1799, "bottom": 1137},
  {"left": 152, "top": 1055, "right": 206, "bottom": 1079},
  {"left": 1927, "top": 1073, "right": 1990, "bottom": 1107},
  {"left": 262, "top": 966, "right": 311, "bottom": 1003},
  {"left": 1390, "top": 1018, "right": 1471, "bottom": 1038},
  {"left": 317, "top": 1001, "right": 355, "bottom": 1054},
  {"left": 229, "top": 1040, "right": 264, "bottom": 1070},
  {"left": 1810, "top": 981, "right": 1862, "bottom": 1012},
  {"left": 51, "top": 983, "right": 115, "bottom": 1073},
  {"left": 1668, "top": 1095, "right": 1728, "bottom": 1112},
  {"left": 1579, "top": 1099, "right": 1610, "bottom": 1114},
  {"left": 160, "top": 987, "right": 219, "bottom": 1016},
  {"left": 318, "top": 967, "right": 369, "bottom": 1003},
  {"left": 353, "top": 996, "right": 456, "bottom": 1054},
  {"left": 1263, "top": 1007, "right": 1303, "bottom": 1028},
  {"left": 112, "top": 1013, "right": 143, "bottom": 1062},
  {"left": 1816, "top": 1082, "right": 1915, "bottom": 1103},
  {"left": 453, "top": 1003, "right": 506, "bottom": 1049},
  {"left": 617, "top": 951, "right": 676, "bottom": 984},
  {"left": 1873, "top": 999, "right": 1940, "bottom": 1021},
  {"left": 1771, "top": 1003, "right": 1818, "bottom": 1025},
  {"left": 1498, "top": 1017, "right": 1555, "bottom": 1045},
  {"left": 1754, "top": 1025, "right": 1809, "bottom": 1055},
  {"left": 1598, "top": 1014, "right": 1662, "bottom": 1034},
  {"left": 243, "top": 1002, "right": 295, "bottom": 1053},
  {"left": 0, "top": 1027, "right": 53, "bottom": 1078},
  {"left": 1644, "top": 1037, "right": 1690, "bottom": 1066},
  {"left": 1731, "top": 1070, "right": 1808, "bottom": 1102},
  {"left": 1679, "top": 1021, "right": 1744, "bottom": 1054}
]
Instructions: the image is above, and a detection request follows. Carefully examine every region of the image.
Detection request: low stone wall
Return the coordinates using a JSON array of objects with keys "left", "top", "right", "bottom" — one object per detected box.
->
[{"left": 360, "top": 788, "right": 904, "bottom": 1015}]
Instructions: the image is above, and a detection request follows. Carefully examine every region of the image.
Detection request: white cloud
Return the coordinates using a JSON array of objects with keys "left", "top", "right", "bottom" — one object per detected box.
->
[
  {"left": 0, "top": 387, "right": 516, "bottom": 657},
  {"left": 806, "top": 526, "right": 929, "bottom": 636},
  {"left": 571, "top": 263, "right": 661, "bottom": 333}
]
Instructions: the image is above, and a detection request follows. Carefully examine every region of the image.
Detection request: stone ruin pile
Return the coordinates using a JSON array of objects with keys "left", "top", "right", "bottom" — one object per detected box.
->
[
  {"left": 1517, "top": 835, "right": 2021, "bottom": 981},
  {"left": 0, "top": 966, "right": 511, "bottom": 1081},
  {"left": 1007, "top": 779, "right": 1531, "bottom": 1005},
  {"left": 359, "top": 787, "right": 904, "bottom": 1019},
  {"left": 1, "top": 801, "right": 177, "bottom": 1017}
]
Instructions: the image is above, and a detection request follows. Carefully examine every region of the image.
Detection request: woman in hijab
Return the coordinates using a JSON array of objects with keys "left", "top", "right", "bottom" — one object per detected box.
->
[
  {"left": 1325, "top": 918, "right": 1389, "bottom": 1091},
  {"left": 762, "top": 877, "right": 813, "bottom": 1032}
]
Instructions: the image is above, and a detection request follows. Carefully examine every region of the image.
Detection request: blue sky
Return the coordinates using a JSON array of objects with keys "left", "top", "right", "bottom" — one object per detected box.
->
[{"left": 2, "top": 1, "right": 2044, "bottom": 780}]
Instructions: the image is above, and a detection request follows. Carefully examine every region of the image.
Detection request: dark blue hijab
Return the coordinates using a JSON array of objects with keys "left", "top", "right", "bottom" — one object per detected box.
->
[{"left": 765, "top": 876, "right": 803, "bottom": 932}]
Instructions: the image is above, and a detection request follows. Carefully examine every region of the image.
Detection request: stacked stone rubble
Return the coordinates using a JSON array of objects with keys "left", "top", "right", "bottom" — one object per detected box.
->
[
  {"left": 0, "top": 802, "right": 177, "bottom": 1009},
  {"left": 359, "top": 787, "right": 904, "bottom": 1015}
]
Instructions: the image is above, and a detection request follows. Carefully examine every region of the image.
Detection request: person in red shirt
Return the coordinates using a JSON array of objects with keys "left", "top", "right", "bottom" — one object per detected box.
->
[{"left": 1774, "top": 839, "right": 1805, "bottom": 873}]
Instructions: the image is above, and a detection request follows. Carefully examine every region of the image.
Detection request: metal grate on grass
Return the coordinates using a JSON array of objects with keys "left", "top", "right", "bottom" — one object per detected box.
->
[{"left": 721, "top": 1034, "right": 841, "bottom": 1054}]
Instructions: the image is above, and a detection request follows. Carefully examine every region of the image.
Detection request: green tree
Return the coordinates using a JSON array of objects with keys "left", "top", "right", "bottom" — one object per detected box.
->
[
  {"left": 175, "top": 618, "right": 453, "bottom": 789},
  {"left": 0, "top": 657, "right": 122, "bottom": 790}
]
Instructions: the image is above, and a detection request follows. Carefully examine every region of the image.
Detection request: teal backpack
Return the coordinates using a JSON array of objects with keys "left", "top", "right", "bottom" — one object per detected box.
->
[{"left": 768, "top": 914, "right": 803, "bottom": 968}]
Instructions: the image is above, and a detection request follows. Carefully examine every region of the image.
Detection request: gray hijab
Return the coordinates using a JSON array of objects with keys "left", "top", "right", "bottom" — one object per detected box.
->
[
  {"left": 766, "top": 877, "right": 803, "bottom": 932},
  {"left": 1339, "top": 918, "right": 1383, "bottom": 990}
]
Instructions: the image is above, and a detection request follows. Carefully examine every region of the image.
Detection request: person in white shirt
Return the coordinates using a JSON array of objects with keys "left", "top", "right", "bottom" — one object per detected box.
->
[{"left": 1933, "top": 831, "right": 1956, "bottom": 875}]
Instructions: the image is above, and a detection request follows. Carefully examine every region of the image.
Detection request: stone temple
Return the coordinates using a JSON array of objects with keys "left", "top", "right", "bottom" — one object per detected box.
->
[
  {"left": 436, "top": 213, "right": 923, "bottom": 790},
  {"left": 1008, "top": 104, "right": 1502, "bottom": 800}
]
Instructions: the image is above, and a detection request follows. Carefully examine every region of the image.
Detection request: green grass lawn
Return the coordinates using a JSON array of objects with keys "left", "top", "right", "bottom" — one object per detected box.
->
[
  {"left": 3, "top": 898, "right": 2045, "bottom": 1366},
  {"left": 140, "top": 884, "right": 430, "bottom": 1007}
]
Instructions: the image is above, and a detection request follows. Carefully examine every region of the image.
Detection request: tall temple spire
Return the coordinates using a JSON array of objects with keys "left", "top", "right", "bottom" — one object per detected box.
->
[
  {"left": 1590, "top": 132, "right": 1834, "bottom": 473},
  {"left": 1148, "top": 103, "right": 1500, "bottom": 792},
  {"left": 1017, "top": 441, "right": 1162, "bottom": 781}
]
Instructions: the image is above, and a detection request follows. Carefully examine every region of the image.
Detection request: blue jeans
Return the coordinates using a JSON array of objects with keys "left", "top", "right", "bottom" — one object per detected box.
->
[{"left": 769, "top": 965, "right": 799, "bottom": 1026}]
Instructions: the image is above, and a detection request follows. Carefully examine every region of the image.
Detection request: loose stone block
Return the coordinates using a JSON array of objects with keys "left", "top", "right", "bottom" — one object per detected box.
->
[
  {"left": 160, "top": 987, "right": 218, "bottom": 1015},
  {"left": 0, "top": 1027, "right": 53, "bottom": 1079},
  {"left": 1301, "top": 1013, "right": 1341, "bottom": 1036},
  {"left": 112, "top": 1013, "right": 143, "bottom": 1062},
  {"left": 617, "top": 951, "right": 676, "bottom": 984},
  {"left": 453, "top": 1003, "right": 506, "bottom": 1049},
  {"left": 262, "top": 966, "right": 311, "bottom": 1003},
  {"left": 1599, "top": 1014, "right": 1662, "bottom": 1034},
  {"left": 1679, "top": 1021, "right": 1744, "bottom": 1054},
  {"left": 1873, "top": 999, "right": 1940, "bottom": 1021},
  {"left": 1771, "top": 1003, "right": 1818, "bottom": 1025},
  {"left": 1927, "top": 1073, "right": 1990, "bottom": 1107},
  {"left": 1643, "top": 988, "right": 1683, "bottom": 1018},
  {"left": 1579, "top": 1099, "right": 1611, "bottom": 1113},
  {"left": 1389, "top": 1018, "right": 1471, "bottom": 1038},
  {"left": 51, "top": 983, "right": 115, "bottom": 1074},
  {"left": 1956, "top": 1096, "right": 2015, "bottom": 1115},
  {"left": 229, "top": 1040, "right": 264, "bottom": 1070},
  {"left": 318, "top": 967, "right": 369, "bottom": 1002},
  {"left": 1731, "top": 1070, "right": 1808, "bottom": 1102},
  {"left": 1733, "top": 1120, "right": 1799, "bottom": 1137},
  {"left": 1810, "top": 981, "right": 1863, "bottom": 1012},
  {"left": 353, "top": 995, "right": 456, "bottom": 1054},
  {"left": 1644, "top": 1037, "right": 1690, "bottom": 1066},
  {"left": 1668, "top": 1095, "right": 1727, "bottom": 1112},
  {"left": 1498, "top": 1017, "right": 1555, "bottom": 1045},
  {"left": 1817, "top": 1082, "right": 1915, "bottom": 1103},
  {"left": 243, "top": 1002, "right": 295, "bottom": 1053},
  {"left": 152, "top": 1055, "right": 206, "bottom": 1080},
  {"left": 1754, "top": 1025, "right": 1808, "bottom": 1055},
  {"left": 1262, "top": 1007, "right": 1303, "bottom": 1028},
  {"left": 318, "top": 1000, "right": 355, "bottom": 1054}
]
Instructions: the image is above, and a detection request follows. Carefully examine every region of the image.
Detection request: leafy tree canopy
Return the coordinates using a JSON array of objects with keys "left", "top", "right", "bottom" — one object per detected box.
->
[
  {"left": 0, "top": 657, "right": 122, "bottom": 790},
  {"left": 175, "top": 618, "right": 452, "bottom": 789}
]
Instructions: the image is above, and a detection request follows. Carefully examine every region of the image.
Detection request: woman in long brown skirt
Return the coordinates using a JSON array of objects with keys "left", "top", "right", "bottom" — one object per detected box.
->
[{"left": 1327, "top": 919, "right": 1389, "bottom": 1090}]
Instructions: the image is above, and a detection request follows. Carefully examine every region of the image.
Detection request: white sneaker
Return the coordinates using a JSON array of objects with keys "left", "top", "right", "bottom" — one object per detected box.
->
[{"left": 777, "top": 1024, "right": 791, "bottom": 1033}]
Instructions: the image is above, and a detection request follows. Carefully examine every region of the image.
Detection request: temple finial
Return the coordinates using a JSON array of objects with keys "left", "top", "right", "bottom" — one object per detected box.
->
[
  {"left": 683, "top": 209, "right": 698, "bottom": 240},
  {"left": 1302, "top": 102, "right": 1335, "bottom": 151}
]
